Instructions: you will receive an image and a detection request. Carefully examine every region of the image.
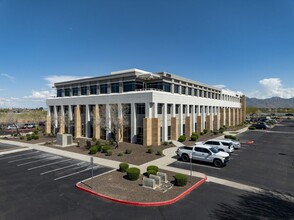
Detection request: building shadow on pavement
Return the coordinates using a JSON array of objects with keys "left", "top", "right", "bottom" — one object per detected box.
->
[{"left": 212, "top": 190, "right": 294, "bottom": 220}]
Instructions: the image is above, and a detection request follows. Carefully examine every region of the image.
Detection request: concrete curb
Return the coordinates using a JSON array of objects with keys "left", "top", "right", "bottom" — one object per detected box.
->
[{"left": 76, "top": 175, "right": 207, "bottom": 207}]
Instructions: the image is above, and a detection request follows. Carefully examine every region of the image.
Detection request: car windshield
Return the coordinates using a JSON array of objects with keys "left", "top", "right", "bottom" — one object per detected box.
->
[{"left": 209, "top": 147, "right": 218, "bottom": 153}]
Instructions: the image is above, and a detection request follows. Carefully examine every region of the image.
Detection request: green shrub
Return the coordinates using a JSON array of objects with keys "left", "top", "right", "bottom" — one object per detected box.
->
[
  {"left": 92, "top": 137, "right": 97, "bottom": 142},
  {"left": 33, "top": 130, "right": 38, "bottom": 135},
  {"left": 169, "top": 141, "right": 173, "bottom": 144},
  {"left": 96, "top": 145, "right": 102, "bottom": 152},
  {"left": 146, "top": 169, "right": 157, "bottom": 177},
  {"left": 174, "top": 173, "right": 188, "bottom": 186},
  {"left": 118, "top": 152, "right": 123, "bottom": 156},
  {"left": 19, "top": 136, "right": 24, "bottom": 140},
  {"left": 248, "top": 126, "right": 256, "bottom": 130},
  {"left": 26, "top": 134, "right": 30, "bottom": 137},
  {"left": 213, "top": 130, "right": 219, "bottom": 135},
  {"left": 89, "top": 146, "right": 98, "bottom": 154},
  {"left": 203, "top": 129, "right": 208, "bottom": 134},
  {"left": 190, "top": 133, "right": 199, "bottom": 141},
  {"left": 95, "top": 140, "right": 100, "bottom": 146},
  {"left": 162, "top": 141, "right": 168, "bottom": 146},
  {"left": 126, "top": 167, "right": 140, "bottom": 181},
  {"left": 125, "top": 149, "right": 132, "bottom": 154},
  {"left": 147, "top": 165, "right": 159, "bottom": 172},
  {"left": 200, "top": 132, "right": 204, "bottom": 135},
  {"left": 27, "top": 136, "right": 32, "bottom": 141},
  {"left": 119, "top": 163, "right": 129, "bottom": 172},
  {"left": 156, "top": 150, "right": 164, "bottom": 156},
  {"left": 146, "top": 147, "right": 153, "bottom": 154},
  {"left": 178, "top": 135, "right": 186, "bottom": 142},
  {"left": 102, "top": 145, "right": 111, "bottom": 153},
  {"left": 106, "top": 150, "right": 112, "bottom": 156},
  {"left": 32, "top": 134, "right": 39, "bottom": 140},
  {"left": 224, "top": 135, "right": 237, "bottom": 140}
]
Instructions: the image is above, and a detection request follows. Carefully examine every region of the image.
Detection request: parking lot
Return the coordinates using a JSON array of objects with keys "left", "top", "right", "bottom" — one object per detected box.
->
[
  {"left": 0, "top": 142, "right": 25, "bottom": 152},
  {"left": 170, "top": 120, "right": 294, "bottom": 195},
  {"left": 0, "top": 121, "right": 293, "bottom": 219}
]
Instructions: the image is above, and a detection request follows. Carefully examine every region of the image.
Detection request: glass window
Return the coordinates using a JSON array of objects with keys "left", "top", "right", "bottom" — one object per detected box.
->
[
  {"left": 163, "top": 83, "right": 171, "bottom": 92},
  {"left": 157, "top": 103, "right": 163, "bottom": 114},
  {"left": 199, "top": 90, "right": 203, "bottom": 97},
  {"left": 123, "top": 81, "right": 135, "bottom": 92},
  {"left": 167, "top": 104, "right": 171, "bottom": 114},
  {"left": 176, "top": 104, "right": 179, "bottom": 114},
  {"left": 188, "top": 88, "right": 192, "bottom": 95},
  {"left": 194, "top": 147, "right": 202, "bottom": 152},
  {"left": 181, "top": 86, "right": 186, "bottom": 94},
  {"left": 90, "top": 85, "right": 97, "bottom": 95},
  {"left": 194, "top": 89, "right": 198, "bottom": 96},
  {"left": 183, "top": 105, "right": 186, "bottom": 114},
  {"left": 65, "top": 88, "right": 70, "bottom": 96},
  {"left": 111, "top": 83, "right": 119, "bottom": 93},
  {"left": 72, "top": 87, "right": 78, "bottom": 96},
  {"left": 136, "top": 103, "right": 145, "bottom": 115},
  {"left": 174, "top": 84, "right": 179, "bottom": 93},
  {"left": 81, "top": 86, "right": 87, "bottom": 95},
  {"left": 57, "top": 89, "right": 62, "bottom": 97},
  {"left": 100, "top": 84, "right": 108, "bottom": 94}
]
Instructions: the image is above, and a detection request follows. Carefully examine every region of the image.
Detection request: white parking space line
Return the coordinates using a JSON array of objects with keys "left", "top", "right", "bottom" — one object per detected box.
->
[
  {"left": 28, "top": 159, "right": 73, "bottom": 171},
  {"left": 0, "top": 151, "right": 40, "bottom": 160},
  {"left": 177, "top": 161, "right": 221, "bottom": 170},
  {"left": 8, "top": 154, "right": 48, "bottom": 163},
  {"left": 54, "top": 166, "right": 96, "bottom": 181},
  {"left": 40, "top": 162, "right": 86, "bottom": 175},
  {"left": 17, "top": 156, "right": 59, "bottom": 166}
]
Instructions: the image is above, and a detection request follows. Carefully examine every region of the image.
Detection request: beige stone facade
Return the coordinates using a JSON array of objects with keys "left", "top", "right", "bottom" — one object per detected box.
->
[
  {"left": 143, "top": 118, "right": 152, "bottom": 146},
  {"left": 151, "top": 118, "right": 160, "bottom": 146},
  {"left": 46, "top": 115, "right": 51, "bottom": 134},
  {"left": 185, "top": 116, "right": 191, "bottom": 137},
  {"left": 171, "top": 117, "right": 178, "bottom": 141},
  {"left": 74, "top": 105, "right": 81, "bottom": 138}
]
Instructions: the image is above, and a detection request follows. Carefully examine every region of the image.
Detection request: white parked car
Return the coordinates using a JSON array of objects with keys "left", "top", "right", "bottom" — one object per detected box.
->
[
  {"left": 176, "top": 144, "right": 230, "bottom": 167},
  {"left": 223, "top": 139, "right": 241, "bottom": 149},
  {"left": 7, "top": 125, "right": 19, "bottom": 130},
  {"left": 196, "top": 139, "right": 235, "bottom": 153}
]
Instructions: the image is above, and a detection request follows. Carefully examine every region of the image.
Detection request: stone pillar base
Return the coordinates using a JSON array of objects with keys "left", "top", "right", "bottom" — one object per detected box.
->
[
  {"left": 143, "top": 118, "right": 152, "bottom": 146},
  {"left": 171, "top": 117, "right": 178, "bottom": 140},
  {"left": 151, "top": 118, "right": 160, "bottom": 146}
]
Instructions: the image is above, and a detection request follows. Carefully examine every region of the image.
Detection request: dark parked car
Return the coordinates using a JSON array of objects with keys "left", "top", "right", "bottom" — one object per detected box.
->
[{"left": 251, "top": 124, "right": 269, "bottom": 130}]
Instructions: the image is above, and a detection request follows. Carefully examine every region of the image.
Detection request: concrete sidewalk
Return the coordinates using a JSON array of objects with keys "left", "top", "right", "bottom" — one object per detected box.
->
[{"left": 1, "top": 126, "right": 260, "bottom": 192}]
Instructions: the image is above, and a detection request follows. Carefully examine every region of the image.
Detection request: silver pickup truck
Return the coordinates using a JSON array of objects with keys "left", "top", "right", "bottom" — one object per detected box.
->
[{"left": 176, "top": 144, "right": 230, "bottom": 167}]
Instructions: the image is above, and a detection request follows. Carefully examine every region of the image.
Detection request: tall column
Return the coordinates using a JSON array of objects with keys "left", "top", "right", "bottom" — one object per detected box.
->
[
  {"left": 93, "top": 104, "right": 100, "bottom": 139},
  {"left": 46, "top": 108, "right": 51, "bottom": 134},
  {"left": 131, "top": 103, "right": 137, "bottom": 143},
  {"left": 196, "top": 105, "right": 201, "bottom": 134},
  {"left": 162, "top": 103, "right": 167, "bottom": 141},
  {"left": 68, "top": 105, "right": 73, "bottom": 134},
  {"left": 74, "top": 105, "right": 81, "bottom": 138},
  {"left": 202, "top": 106, "right": 206, "bottom": 130},
  {"left": 179, "top": 104, "right": 183, "bottom": 135},
  {"left": 220, "top": 107, "right": 224, "bottom": 127},
  {"left": 192, "top": 105, "right": 196, "bottom": 133},
  {"left": 230, "top": 108, "right": 234, "bottom": 126},
  {"left": 116, "top": 103, "right": 123, "bottom": 142},
  {"left": 53, "top": 106, "right": 58, "bottom": 129},
  {"left": 59, "top": 105, "right": 65, "bottom": 134},
  {"left": 241, "top": 95, "right": 246, "bottom": 123},
  {"left": 171, "top": 103, "right": 178, "bottom": 140},
  {"left": 105, "top": 104, "right": 111, "bottom": 140},
  {"left": 85, "top": 105, "right": 91, "bottom": 138},
  {"left": 226, "top": 108, "right": 230, "bottom": 127}
]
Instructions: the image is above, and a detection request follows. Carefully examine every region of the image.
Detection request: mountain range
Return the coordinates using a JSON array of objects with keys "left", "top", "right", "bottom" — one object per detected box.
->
[{"left": 246, "top": 97, "right": 294, "bottom": 108}]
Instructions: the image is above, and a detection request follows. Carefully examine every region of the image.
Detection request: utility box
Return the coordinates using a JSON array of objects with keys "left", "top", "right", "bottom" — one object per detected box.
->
[{"left": 56, "top": 133, "right": 73, "bottom": 147}]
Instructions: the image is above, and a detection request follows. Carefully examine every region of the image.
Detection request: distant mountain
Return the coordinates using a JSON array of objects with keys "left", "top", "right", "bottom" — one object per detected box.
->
[{"left": 246, "top": 97, "right": 294, "bottom": 108}]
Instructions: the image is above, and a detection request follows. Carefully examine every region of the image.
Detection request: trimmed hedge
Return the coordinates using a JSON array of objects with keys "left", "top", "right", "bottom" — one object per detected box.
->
[
  {"left": 146, "top": 169, "right": 157, "bottom": 177},
  {"left": 102, "top": 145, "right": 111, "bottom": 153},
  {"left": 147, "top": 165, "right": 159, "bottom": 173},
  {"left": 190, "top": 133, "right": 199, "bottom": 141},
  {"left": 174, "top": 173, "right": 188, "bottom": 186},
  {"left": 178, "top": 135, "right": 186, "bottom": 142},
  {"left": 224, "top": 135, "right": 237, "bottom": 140},
  {"left": 119, "top": 163, "right": 129, "bottom": 172},
  {"left": 89, "top": 146, "right": 98, "bottom": 154},
  {"left": 156, "top": 150, "right": 163, "bottom": 156},
  {"left": 146, "top": 147, "right": 153, "bottom": 154},
  {"left": 126, "top": 167, "right": 140, "bottom": 181}
]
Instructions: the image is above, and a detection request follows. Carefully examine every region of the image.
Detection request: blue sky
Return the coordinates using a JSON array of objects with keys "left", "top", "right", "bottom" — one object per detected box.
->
[{"left": 0, "top": 0, "right": 294, "bottom": 108}]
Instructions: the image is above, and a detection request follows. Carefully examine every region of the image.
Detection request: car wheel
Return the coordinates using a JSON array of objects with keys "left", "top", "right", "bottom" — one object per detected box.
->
[
  {"left": 182, "top": 154, "right": 190, "bottom": 162},
  {"left": 213, "top": 159, "right": 223, "bottom": 167}
]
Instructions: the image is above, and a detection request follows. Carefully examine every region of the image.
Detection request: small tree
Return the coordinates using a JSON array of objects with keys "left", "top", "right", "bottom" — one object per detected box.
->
[{"left": 96, "top": 104, "right": 130, "bottom": 148}]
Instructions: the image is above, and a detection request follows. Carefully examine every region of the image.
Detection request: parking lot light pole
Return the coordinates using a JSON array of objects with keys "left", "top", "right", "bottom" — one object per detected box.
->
[{"left": 189, "top": 152, "right": 192, "bottom": 183}]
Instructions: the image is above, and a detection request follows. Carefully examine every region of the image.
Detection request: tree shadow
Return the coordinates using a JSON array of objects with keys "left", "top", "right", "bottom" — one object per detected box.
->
[{"left": 212, "top": 190, "right": 294, "bottom": 220}]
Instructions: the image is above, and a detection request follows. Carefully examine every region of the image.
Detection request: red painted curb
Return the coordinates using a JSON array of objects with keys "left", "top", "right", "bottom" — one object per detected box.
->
[
  {"left": 76, "top": 175, "right": 207, "bottom": 207},
  {"left": 246, "top": 140, "right": 254, "bottom": 144}
]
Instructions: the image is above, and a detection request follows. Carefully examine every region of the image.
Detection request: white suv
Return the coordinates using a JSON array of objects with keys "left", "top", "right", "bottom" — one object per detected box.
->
[{"left": 196, "top": 139, "right": 235, "bottom": 153}]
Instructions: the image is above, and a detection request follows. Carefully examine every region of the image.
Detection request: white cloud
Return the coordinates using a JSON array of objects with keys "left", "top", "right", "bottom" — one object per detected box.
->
[
  {"left": 247, "top": 78, "right": 294, "bottom": 99},
  {"left": 1, "top": 73, "right": 15, "bottom": 81},
  {"left": 24, "top": 90, "right": 51, "bottom": 99},
  {"left": 213, "top": 84, "right": 226, "bottom": 89}
]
